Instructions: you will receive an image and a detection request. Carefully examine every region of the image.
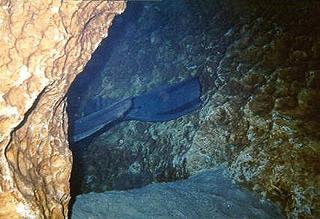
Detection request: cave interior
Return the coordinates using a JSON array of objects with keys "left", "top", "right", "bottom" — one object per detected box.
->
[{"left": 66, "top": 0, "right": 320, "bottom": 218}]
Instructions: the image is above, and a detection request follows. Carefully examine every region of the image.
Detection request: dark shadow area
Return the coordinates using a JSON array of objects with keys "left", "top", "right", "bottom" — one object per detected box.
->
[
  {"left": 67, "top": 2, "right": 145, "bottom": 211},
  {"left": 67, "top": 2, "right": 144, "bottom": 121}
]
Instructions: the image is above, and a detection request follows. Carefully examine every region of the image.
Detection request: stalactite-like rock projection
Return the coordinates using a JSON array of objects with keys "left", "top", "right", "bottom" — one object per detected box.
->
[{"left": 0, "top": 0, "right": 125, "bottom": 217}]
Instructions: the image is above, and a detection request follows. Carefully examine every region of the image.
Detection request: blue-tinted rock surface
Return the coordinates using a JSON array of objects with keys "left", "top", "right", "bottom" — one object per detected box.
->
[{"left": 71, "top": 168, "right": 284, "bottom": 219}]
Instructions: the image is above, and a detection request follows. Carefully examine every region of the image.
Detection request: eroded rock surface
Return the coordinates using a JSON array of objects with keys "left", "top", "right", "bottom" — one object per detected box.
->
[{"left": 0, "top": 0, "right": 125, "bottom": 218}]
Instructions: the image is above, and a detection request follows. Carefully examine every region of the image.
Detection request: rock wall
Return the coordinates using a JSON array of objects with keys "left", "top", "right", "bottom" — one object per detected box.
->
[
  {"left": 0, "top": 0, "right": 125, "bottom": 218},
  {"left": 187, "top": 2, "right": 320, "bottom": 217}
]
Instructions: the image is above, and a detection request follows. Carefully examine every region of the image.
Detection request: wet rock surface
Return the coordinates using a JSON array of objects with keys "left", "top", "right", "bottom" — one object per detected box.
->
[
  {"left": 72, "top": 168, "right": 284, "bottom": 219},
  {"left": 0, "top": 0, "right": 125, "bottom": 217},
  {"left": 68, "top": 0, "right": 320, "bottom": 218}
]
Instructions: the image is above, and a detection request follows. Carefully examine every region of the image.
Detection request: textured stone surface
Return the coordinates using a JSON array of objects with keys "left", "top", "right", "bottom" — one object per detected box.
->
[
  {"left": 187, "top": 2, "right": 320, "bottom": 218},
  {"left": 72, "top": 168, "right": 284, "bottom": 219},
  {"left": 0, "top": 0, "right": 125, "bottom": 218},
  {"left": 68, "top": 1, "right": 320, "bottom": 218}
]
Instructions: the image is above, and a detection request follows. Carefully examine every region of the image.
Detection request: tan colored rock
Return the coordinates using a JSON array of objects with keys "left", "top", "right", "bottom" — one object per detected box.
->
[{"left": 0, "top": 0, "right": 125, "bottom": 218}]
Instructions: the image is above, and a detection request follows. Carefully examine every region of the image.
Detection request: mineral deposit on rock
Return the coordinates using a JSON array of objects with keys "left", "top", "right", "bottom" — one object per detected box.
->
[{"left": 0, "top": 0, "right": 125, "bottom": 218}]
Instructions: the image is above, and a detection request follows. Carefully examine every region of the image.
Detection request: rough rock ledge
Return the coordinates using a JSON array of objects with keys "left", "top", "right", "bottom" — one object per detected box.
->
[{"left": 71, "top": 168, "right": 284, "bottom": 219}]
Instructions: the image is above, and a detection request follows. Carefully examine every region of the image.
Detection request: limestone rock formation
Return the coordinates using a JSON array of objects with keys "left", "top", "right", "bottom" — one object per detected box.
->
[{"left": 0, "top": 0, "right": 125, "bottom": 218}]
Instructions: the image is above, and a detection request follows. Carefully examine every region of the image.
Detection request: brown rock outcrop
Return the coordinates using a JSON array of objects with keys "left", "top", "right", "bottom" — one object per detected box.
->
[{"left": 0, "top": 0, "right": 125, "bottom": 218}]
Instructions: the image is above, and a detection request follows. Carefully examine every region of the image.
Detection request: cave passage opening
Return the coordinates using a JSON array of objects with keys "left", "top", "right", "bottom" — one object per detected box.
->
[{"left": 67, "top": 0, "right": 222, "bottom": 197}]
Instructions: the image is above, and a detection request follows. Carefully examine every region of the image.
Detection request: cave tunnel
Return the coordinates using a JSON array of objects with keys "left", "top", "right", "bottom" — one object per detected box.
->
[{"left": 66, "top": 0, "right": 320, "bottom": 218}]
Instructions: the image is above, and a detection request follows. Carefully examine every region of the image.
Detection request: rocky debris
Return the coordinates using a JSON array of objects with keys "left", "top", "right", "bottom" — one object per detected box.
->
[
  {"left": 0, "top": 0, "right": 125, "bottom": 217},
  {"left": 72, "top": 168, "right": 284, "bottom": 219},
  {"left": 68, "top": 0, "right": 320, "bottom": 218}
]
